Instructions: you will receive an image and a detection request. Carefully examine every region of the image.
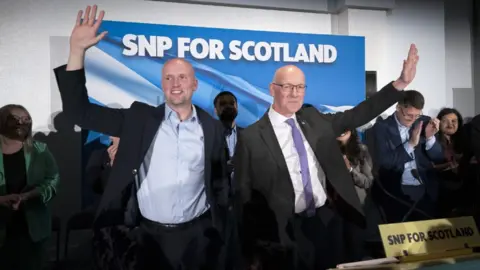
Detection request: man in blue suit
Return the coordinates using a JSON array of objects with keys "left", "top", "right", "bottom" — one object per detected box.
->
[{"left": 371, "top": 90, "right": 444, "bottom": 223}]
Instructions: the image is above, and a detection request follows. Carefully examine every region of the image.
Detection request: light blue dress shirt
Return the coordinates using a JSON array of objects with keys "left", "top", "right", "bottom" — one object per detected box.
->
[
  {"left": 394, "top": 114, "right": 436, "bottom": 186},
  {"left": 136, "top": 104, "right": 209, "bottom": 224}
]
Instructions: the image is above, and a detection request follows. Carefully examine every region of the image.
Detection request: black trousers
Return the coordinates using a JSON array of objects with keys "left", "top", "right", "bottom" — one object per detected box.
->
[
  {"left": 291, "top": 206, "right": 348, "bottom": 270},
  {"left": 136, "top": 211, "right": 225, "bottom": 270},
  {"left": 0, "top": 212, "right": 48, "bottom": 270}
]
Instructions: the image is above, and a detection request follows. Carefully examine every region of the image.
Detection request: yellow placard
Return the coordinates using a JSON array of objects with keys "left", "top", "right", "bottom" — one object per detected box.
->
[{"left": 378, "top": 216, "right": 480, "bottom": 257}]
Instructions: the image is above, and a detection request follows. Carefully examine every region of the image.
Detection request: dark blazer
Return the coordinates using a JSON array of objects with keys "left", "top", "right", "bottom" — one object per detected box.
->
[
  {"left": 53, "top": 66, "right": 229, "bottom": 235},
  {"left": 370, "top": 114, "right": 444, "bottom": 222},
  {"left": 371, "top": 114, "right": 443, "bottom": 198},
  {"left": 234, "top": 82, "right": 403, "bottom": 249}
]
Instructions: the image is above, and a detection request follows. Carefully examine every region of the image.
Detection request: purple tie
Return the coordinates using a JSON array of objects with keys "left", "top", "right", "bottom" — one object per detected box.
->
[{"left": 286, "top": 118, "right": 316, "bottom": 217}]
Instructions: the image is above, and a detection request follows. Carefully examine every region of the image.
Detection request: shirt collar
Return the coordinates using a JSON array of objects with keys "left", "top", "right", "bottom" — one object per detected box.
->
[
  {"left": 268, "top": 106, "right": 295, "bottom": 126},
  {"left": 165, "top": 104, "right": 198, "bottom": 122}
]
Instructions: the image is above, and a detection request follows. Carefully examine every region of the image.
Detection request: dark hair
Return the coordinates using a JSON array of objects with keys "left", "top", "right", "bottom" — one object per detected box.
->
[
  {"left": 213, "top": 91, "right": 237, "bottom": 107},
  {"left": 436, "top": 107, "right": 464, "bottom": 153},
  {"left": 398, "top": 90, "right": 424, "bottom": 110},
  {"left": 339, "top": 129, "right": 363, "bottom": 166},
  {"left": 0, "top": 104, "right": 33, "bottom": 151}
]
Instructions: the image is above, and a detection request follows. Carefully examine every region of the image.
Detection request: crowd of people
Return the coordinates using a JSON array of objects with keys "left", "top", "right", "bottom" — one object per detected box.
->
[{"left": 1, "top": 4, "right": 480, "bottom": 270}]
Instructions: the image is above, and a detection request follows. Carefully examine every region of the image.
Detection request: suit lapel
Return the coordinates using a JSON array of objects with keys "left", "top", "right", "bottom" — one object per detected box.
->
[
  {"left": 258, "top": 114, "right": 289, "bottom": 172},
  {"left": 386, "top": 115, "right": 402, "bottom": 146},
  {"left": 295, "top": 109, "right": 321, "bottom": 153},
  {"left": 196, "top": 106, "right": 214, "bottom": 164},
  {"left": 140, "top": 104, "right": 165, "bottom": 160}
]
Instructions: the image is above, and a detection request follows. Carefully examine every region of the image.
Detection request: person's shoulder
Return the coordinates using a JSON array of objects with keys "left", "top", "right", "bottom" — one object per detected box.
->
[
  {"left": 32, "top": 140, "right": 50, "bottom": 153},
  {"left": 471, "top": 114, "right": 480, "bottom": 127},
  {"left": 372, "top": 114, "right": 392, "bottom": 130}
]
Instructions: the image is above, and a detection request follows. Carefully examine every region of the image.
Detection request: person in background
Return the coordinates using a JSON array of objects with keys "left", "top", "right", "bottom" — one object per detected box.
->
[
  {"left": 213, "top": 91, "right": 242, "bottom": 176},
  {"left": 337, "top": 129, "right": 374, "bottom": 208},
  {"left": 0, "top": 104, "right": 60, "bottom": 270},
  {"left": 213, "top": 91, "right": 243, "bottom": 269},
  {"left": 433, "top": 108, "right": 465, "bottom": 216},
  {"left": 337, "top": 129, "right": 374, "bottom": 261},
  {"left": 87, "top": 136, "right": 138, "bottom": 270},
  {"left": 372, "top": 90, "right": 443, "bottom": 223}
]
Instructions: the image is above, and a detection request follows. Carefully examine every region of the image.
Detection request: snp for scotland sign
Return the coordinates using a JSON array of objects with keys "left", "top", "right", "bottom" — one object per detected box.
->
[{"left": 83, "top": 21, "right": 364, "bottom": 142}]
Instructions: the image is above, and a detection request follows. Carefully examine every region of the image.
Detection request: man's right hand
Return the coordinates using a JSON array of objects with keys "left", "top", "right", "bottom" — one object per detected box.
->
[
  {"left": 0, "top": 194, "right": 21, "bottom": 209},
  {"left": 67, "top": 5, "right": 107, "bottom": 70},
  {"left": 408, "top": 121, "right": 423, "bottom": 148}
]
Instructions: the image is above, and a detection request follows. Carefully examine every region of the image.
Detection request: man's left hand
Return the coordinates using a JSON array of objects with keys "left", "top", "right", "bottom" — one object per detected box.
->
[{"left": 425, "top": 118, "right": 440, "bottom": 139}]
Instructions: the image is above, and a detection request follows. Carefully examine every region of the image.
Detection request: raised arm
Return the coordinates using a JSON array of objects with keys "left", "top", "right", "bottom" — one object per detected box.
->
[
  {"left": 54, "top": 5, "right": 125, "bottom": 137},
  {"left": 329, "top": 44, "right": 419, "bottom": 136}
]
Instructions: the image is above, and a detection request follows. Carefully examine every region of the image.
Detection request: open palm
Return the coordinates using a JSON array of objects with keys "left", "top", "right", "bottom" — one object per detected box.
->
[
  {"left": 399, "top": 44, "right": 419, "bottom": 85},
  {"left": 70, "top": 5, "right": 107, "bottom": 52}
]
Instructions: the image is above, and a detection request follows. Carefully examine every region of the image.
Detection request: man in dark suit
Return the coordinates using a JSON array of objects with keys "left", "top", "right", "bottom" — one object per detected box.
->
[
  {"left": 234, "top": 45, "right": 420, "bottom": 270},
  {"left": 213, "top": 91, "right": 243, "bottom": 174},
  {"left": 54, "top": 6, "right": 229, "bottom": 270},
  {"left": 371, "top": 90, "right": 443, "bottom": 223}
]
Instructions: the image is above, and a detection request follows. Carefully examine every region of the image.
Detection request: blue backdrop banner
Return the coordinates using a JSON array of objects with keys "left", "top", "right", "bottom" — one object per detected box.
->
[
  {"left": 83, "top": 20, "right": 365, "bottom": 143},
  {"left": 79, "top": 21, "right": 365, "bottom": 208}
]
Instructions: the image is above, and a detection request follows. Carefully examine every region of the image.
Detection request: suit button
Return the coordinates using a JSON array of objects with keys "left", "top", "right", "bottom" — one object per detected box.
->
[{"left": 132, "top": 169, "right": 137, "bottom": 175}]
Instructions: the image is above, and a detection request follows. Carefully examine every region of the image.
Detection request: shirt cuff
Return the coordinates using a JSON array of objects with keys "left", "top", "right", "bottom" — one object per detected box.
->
[
  {"left": 425, "top": 136, "right": 436, "bottom": 150},
  {"left": 403, "top": 141, "right": 415, "bottom": 155}
]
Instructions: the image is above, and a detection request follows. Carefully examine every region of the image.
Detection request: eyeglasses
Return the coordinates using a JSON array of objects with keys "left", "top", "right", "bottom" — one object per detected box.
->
[
  {"left": 272, "top": 83, "right": 307, "bottom": 93},
  {"left": 400, "top": 107, "right": 421, "bottom": 120},
  {"left": 9, "top": 115, "right": 32, "bottom": 124}
]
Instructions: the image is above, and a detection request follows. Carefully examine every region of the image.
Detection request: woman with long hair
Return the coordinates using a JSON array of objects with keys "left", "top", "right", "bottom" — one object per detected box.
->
[
  {"left": 337, "top": 129, "right": 374, "bottom": 261},
  {"left": 0, "top": 104, "right": 60, "bottom": 270},
  {"left": 434, "top": 108, "right": 465, "bottom": 216}
]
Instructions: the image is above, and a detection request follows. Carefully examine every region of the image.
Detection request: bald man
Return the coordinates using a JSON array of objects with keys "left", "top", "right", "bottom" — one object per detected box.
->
[
  {"left": 235, "top": 45, "right": 420, "bottom": 269},
  {"left": 54, "top": 6, "right": 229, "bottom": 269}
]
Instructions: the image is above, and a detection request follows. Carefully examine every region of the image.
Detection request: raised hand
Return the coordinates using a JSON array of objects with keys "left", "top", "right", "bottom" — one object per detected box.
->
[
  {"left": 425, "top": 118, "right": 440, "bottom": 139},
  {"left": 70, "top": 5, "right": 107, "bottom": 53},
  {"left": 408, "top": 121, "right": 423, "bottom": 147},
  {"left": 107, "top": 144, "right": 118, "bottom": 166},
  {"left": 393, "top": 44, "right": 419, "bottom": 90}
]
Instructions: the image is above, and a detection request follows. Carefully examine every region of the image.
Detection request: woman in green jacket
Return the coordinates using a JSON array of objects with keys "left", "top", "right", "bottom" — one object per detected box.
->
[{"left": 0, "top": 104, "right": 60, "bottom": 270}]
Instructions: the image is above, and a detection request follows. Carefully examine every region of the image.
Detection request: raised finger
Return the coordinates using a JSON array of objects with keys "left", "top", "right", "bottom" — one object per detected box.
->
[
  {"left": 83, "top": 6, "right": 91, "bottom": 25},
  {"left": 88, "top": 5, "right": 97, "bottom": 26},
  {"left": 75, "top": 10, "right": 83, "bottom": 26},
  {"left": 93, "top": 10, "right": 105, "bottom": 30}
]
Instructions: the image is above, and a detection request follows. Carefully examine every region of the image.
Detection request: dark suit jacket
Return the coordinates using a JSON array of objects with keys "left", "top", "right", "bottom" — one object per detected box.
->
[
  {"left": 234, "top": 82, "right": 403, "bottom": 250},
  {"left": 370, "top": 114, "right": 444, "bottom": 222},
  {"left": 54, "top": 66, "right": 229, "bottom": 235},
  {"left": 371, "top": 114, "right": 443, "bottom": 198}
]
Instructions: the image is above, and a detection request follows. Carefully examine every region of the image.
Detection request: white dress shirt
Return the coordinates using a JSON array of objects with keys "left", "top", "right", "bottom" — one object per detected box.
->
[{"left": 268, "top": 107, "right": 327, "bottom": 213}]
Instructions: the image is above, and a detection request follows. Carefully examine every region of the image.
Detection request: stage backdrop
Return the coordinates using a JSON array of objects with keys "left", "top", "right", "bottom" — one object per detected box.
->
[{"left": 79, "top": 21, "right": 365, "bottom": 208}]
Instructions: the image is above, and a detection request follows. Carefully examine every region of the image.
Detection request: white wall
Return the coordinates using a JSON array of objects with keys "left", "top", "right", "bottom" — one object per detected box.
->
[
  {"left": 445, "top": 0, "right": 474, "bottom": 118},
  {"left": 0, "top": 0, "right": 331, "bottom": 131},
  {"left": 330, "top": 0, "right": 460, "bottom": 117},
  {"left": 0, "top": 0, "right": 473, "bottom": 127}
]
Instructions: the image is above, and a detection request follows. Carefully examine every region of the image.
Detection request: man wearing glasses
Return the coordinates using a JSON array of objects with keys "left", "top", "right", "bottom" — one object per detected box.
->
[
  {"left": 371, "top": 90, "right": 443, "bottom": 223},
  {"left": 234, "top": 45, "right": 420, "bottom": 269}
]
